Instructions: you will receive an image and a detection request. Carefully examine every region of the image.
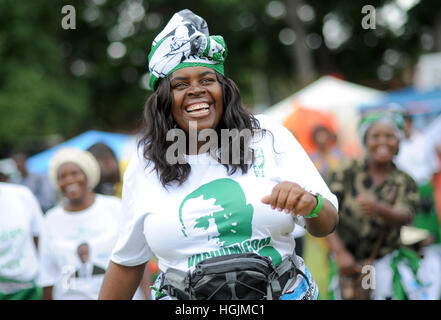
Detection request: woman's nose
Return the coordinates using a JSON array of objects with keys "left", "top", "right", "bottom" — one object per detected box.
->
[{"left": 188, "top": 82, "right": 206, "bottom": 96}]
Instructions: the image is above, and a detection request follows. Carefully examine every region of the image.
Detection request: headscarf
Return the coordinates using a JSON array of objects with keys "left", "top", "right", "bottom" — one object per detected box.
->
[
  {"left": 148, "top": 9, "right": 227, "bottom": 91},
  {"left": 48, "top": 147, "right": 101, "bottom": 192},
  {"left": 358, "top": 111, "right": 405, "bottom": 145}
]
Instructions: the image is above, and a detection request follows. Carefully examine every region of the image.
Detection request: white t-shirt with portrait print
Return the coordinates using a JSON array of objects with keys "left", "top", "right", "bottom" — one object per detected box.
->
[
  {"left": 111, "top": 114, "right": 338, "bottom": 274},
  {"left": 0, "top": 182, "right": 43, "bottom": 294},
  {"left": 38, "top": 194, "right": 123, "bottom": 300}
]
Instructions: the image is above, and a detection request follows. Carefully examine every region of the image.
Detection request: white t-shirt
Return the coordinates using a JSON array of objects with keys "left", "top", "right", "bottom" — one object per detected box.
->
[
  {"left": 0, "top": 182, "right": 43, "bottom": 294},
  {"left": 111, "top": 115, "right": 338, "bottom": 273},
  {"left": 38, "top": 194, "right": 123, "bottom": 300},
  {"left": 395, "top": 130, "right": 440, "bottom": 186}
]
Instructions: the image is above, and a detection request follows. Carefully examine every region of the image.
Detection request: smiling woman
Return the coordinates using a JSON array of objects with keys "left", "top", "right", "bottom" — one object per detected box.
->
[
  {"left": 37, "top": 148, "right": 129, "bottom": 300},
  {"left": 99, "top": 9, "right": 339, "bottom": 301},
  {"left": 325, "top": 111, "right": 421, "bottom": 300}
]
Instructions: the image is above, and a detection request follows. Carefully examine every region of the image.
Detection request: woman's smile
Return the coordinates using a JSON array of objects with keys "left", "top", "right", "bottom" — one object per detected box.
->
[
  {"left": 373, "top": 145, "right": 394, "bottom": 158},
  {"left": 63, "top": 182, "right": 82, "bottom": 196},
  {"left": 184, "top": 102, "right": 212, "bottom": 118}
]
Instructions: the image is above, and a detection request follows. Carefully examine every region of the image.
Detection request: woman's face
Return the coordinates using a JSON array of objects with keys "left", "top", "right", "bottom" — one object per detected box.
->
[
  {"left": 365, "top": 122, "right": 399, "bottom": 164},
  {"left": 57, "top": 163, "right": 89, "bottom": 202},
  {"left": 170, "top": 66, "right": 223, "bottom": 133}
]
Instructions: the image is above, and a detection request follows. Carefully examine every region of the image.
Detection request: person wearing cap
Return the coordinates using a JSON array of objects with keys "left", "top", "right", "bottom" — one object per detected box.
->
[
  {"left": 37, "top": 147, "right": 125, "bottom": 300},
  {"left": 99, "top": 9, "right": 338, "bottom": 300},
  {"left": 325, "top": 112, "right": 421, "bottom": 300}
]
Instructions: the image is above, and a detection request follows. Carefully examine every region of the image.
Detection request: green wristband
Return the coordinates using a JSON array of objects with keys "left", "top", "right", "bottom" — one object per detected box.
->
[{"left": 304, "top": 193, "right": 323, "bottom": 219}]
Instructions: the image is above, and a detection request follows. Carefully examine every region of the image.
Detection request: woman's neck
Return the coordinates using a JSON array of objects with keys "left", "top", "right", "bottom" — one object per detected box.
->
[
  {"left": 367, "top": 159, "right": 393, "bottom": 186},
  {"left": 64, "top": 192, "right": 96, "bottom": 212},
  {"left": 368, "top": 159, "right": 393, "bottom": 172}
]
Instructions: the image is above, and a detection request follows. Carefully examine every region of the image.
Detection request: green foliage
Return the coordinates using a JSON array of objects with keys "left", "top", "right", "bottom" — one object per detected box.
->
[
  {"left": 0, "top": 66, "right": 89, "bottom": 145},
  {"left": 0, "top": 0, "right": 91, "bottom": 155}
]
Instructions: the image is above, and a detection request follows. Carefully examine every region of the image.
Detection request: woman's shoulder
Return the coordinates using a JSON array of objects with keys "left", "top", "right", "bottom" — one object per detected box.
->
[
  {"left": 327, "top": 158, "right": 360, "bottom": 180},
  {"left": 254, "top": 114, "right": 287, "bottom": 135},
  {"left": 43, "top": 204, "right": 65, "bottom": 223},
  {"left": 0, "top": 182, "right": 35, "bottom": 201},
  {"left": 123, "top": 148, "right": 157, "bottom": 183},
  {"left": 253, "top": 114, "right": 300, "bottom": 148},
  {"left": 392, "top": 164, "right": 419, "bottom": 187},
  {"left": 92, "top": 194, "right": 123, "bottom": 222},
  {"left": 94, "top": 193, "right": 122, "bottom": 206}
]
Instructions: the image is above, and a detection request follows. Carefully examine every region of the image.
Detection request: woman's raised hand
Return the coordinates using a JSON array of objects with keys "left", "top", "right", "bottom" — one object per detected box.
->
[{"left": 261, "top": 181, "right": 317, "bottom": 217}]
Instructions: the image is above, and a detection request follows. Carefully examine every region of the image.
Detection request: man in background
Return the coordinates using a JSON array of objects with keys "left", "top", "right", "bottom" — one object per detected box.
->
[
  {"left": 11, "top": 151, "right": 55, "bottom": 213},
  {"left": 87, "top": 143, "right": 121, "bottom": 197}
]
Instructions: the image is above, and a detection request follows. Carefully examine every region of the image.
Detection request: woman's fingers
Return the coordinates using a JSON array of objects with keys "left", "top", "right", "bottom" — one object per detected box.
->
[
  {"left": 294, "top": 192, "right": 317, "bottom": 216},
  {"left": 284, "top": 188, "right": 301, "bottom": 213},
  {"left": 261, "top": 195, "right": 271, "bottom": 204},
  {"left": 262, "top": 181, "right": 314, "bottom": 215},
  {"left": 275, "top": 188, "right": 289, "bottom": 211},
  {"left": 269, "top": 185, "right": 280, "bottom": 210}
]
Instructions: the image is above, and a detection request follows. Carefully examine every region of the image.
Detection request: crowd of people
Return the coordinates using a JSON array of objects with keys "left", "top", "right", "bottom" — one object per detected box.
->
[{"left": 1, "top": 9, "right": 441, "bottom": 300}]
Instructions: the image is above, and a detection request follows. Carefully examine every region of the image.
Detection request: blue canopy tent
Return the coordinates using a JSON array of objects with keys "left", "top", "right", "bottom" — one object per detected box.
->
[
  {"left": 26, "top": 130, "right": 133, "bottom": 174},
  {"left": 359, "top": 87, "right": 441, "bottom": 130}
]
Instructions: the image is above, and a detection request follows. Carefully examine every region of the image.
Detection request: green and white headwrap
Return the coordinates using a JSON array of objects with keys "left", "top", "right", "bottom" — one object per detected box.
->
[
  {"left": 358, "top": 111, "right": 405, "bottom": 145},
  {"left": 148, "top": 9, "right": 228, "bottom": 91}
]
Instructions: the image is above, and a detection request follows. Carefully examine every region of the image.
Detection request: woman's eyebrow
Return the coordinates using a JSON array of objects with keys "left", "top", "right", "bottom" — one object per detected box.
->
[
  {"left": 199, "top": 71, "right": 216, "bottom": 77},
  {"left": 170, "top": 76, "right": 187, "bottom": 82},
  {"left": 170, "top": 71, "right": 216, "bottom": 82}
]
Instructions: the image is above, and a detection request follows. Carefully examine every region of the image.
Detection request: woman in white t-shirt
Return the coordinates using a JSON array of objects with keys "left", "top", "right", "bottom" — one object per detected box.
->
[
  {"left": 38, "top": 148, "right": 125, "bottom": 300},
  {"left": 0, "top": 182, "right": 44, "bottom": 300},
  {"left": 99, "top": 9, "right": 338, "bottom": 300}
]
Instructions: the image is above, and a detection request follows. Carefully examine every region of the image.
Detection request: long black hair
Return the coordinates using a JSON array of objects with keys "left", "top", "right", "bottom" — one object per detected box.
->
[{"left": 138, "top": 72, "right": 262, "bottom": 187}]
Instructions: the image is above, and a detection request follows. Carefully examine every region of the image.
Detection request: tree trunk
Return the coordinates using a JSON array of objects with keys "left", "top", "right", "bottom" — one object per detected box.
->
[
  {"left": 284, "top": 0, "right": 315, "bottom": 86},
  {"left": 434, "top": 12, "right": 441, "bottom": 51}
]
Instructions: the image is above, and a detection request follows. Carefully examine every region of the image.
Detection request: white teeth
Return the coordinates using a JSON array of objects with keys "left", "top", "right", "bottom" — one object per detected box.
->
[
  {"left": 186, "top": 103, "right": 209, "bottom": 112},
  {"left": 65, "top": 184, "right": 80, "bottom": 193}
]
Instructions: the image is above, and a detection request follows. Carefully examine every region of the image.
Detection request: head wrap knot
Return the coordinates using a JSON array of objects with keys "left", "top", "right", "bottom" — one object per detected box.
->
[{"left": 148, "top": 9, "right": 227, "bottom": 91}]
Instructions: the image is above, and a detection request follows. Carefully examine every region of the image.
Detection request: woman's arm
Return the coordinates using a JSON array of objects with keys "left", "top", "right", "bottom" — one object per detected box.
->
[
  {"left": 261, "top": 181, "right": 338, "bottom": 237},
  {"left": 99, "top": 261, "right": 146, "bottom": 300},
  {"left": 326, "top": 231, "right": 361, "bottom": 275},
  {"left": 139, "top": 266, "right": 153, "bottom": 299},
  {"left": 304, "top": 197, "right": 339, "bottom": 237},
  {"left": 42, "top": 286, "right": 53, "bottom": 300}
]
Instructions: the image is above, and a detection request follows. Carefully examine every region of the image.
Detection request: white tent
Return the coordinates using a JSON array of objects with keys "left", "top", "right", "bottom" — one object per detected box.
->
[{"left": 264, "top": 76, "right": 385, "bottom": 156}]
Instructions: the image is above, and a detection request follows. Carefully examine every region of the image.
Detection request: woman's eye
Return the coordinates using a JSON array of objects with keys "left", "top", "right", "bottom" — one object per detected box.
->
[
  {"left": 201, "top": 78, "right": 214, "bottom": 84},
  {"left": 173, "top": 82, "right": 186, "bottom": 89}
]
